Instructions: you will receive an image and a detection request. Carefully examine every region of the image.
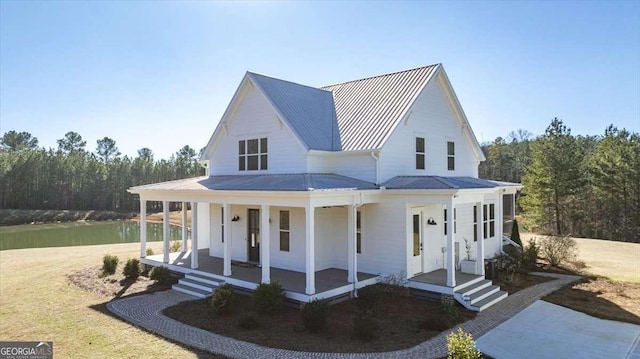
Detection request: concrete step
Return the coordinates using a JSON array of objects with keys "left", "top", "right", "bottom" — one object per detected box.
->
[
  {"left": 455, "top": 279, "right": 492, "bottom": 296},
  {"left": 178, "top": 278, "right": 216, "bottom": 293},
  {"left": 469, "top": 285, "right": 500, "bottom": 305},
  {"left": 172, "top": 283, "right": 211, "bottom": 298},
  {"left": 184, "top": 273, "right": 225, "bottom": 288},
  {"left": 185, "top": 272, "right": 226, "bottom": 286},
  {"left": 472, "top": 290, "right": 508, "bottom": 312}
]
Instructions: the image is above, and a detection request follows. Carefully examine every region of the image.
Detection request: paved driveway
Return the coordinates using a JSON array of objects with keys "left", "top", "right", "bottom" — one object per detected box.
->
[{"left": 476, "top": 300, "right": 640, "bottom": 359}]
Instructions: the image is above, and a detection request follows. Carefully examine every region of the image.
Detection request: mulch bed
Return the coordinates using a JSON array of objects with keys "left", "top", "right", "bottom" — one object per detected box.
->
[
  {"left": 164, "top": 286, "right": 476, "bottom": 353},
  {"left": 493, "top": 270, "right": 554, "bottom": 294},
  {"left": 543, "top": 276, "right": 640, "bottom": 325},
  {"left": 67, "top": 266, "right": 174, "bottom": 299}
]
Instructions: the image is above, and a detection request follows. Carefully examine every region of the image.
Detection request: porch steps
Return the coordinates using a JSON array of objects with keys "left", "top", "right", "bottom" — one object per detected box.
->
[
  {"left": 454, "top": 279, "right": 507, "bottom": 312},
  {"left": 171, "top": 273, "right": 226, "bottom": 299}
]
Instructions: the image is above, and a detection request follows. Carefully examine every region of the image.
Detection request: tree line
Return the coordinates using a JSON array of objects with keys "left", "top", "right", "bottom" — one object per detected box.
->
[
  {"left": 479, "top": 118, "right": 639, "bottom": 243},
  {"left": 0, "top": 131, "right": 204, "bottom": 212}
]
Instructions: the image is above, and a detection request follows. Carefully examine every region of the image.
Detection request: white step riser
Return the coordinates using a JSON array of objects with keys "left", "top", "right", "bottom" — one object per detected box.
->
[
  {"left": 178, "top": 279, "right": 215, "bottom": 293},
  {"left": 185, "top": 275, "right": 224, "bottom": 287},
  {"left": 172, "top": 286, "right": 207, "bottom": 299},
  {"left": 470, "top": 287, "right": 499, "bottom": 305},
  {"left": 474, "top": 293, "right": 508, "bottom": 312}
]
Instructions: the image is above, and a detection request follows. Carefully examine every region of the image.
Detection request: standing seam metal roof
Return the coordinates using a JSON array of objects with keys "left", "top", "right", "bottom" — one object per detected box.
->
[
  {"left": 248, "top": 73, "right": 341, "bottom": 151},
  {"left": 322, "top": 64, "right": 440, "bottom": 151}
]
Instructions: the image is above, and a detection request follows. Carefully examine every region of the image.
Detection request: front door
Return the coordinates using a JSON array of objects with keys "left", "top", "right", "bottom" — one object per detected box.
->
[
  {"left": 247, "top": 208, "right": 260, "bottom": 263},
  {"left": 411, "top": 208, "right": 423, "bottom": 276}
]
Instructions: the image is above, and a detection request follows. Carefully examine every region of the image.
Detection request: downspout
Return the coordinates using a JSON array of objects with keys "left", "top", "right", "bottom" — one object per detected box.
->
[
  {"left": 352, "top": 193, "right": 364, "bottom": 297},
  {"left": 370, "top": 150, "right": 380, "bottom": 185}
]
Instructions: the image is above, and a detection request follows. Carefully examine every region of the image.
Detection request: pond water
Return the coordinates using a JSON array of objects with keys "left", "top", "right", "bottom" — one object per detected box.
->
[{"left": 0, "top": 221, "right": 184, "bottom": 250}]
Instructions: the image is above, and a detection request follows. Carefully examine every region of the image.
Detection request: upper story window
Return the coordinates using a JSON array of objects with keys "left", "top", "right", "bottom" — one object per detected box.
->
[
  {"left": 239, "top": 138, "right": 267, "bottom": 171},
  {"left": 447, "top": 141, "right": 455, "bottom": 171},
  {"left": 416, "top": 137, "right": 425, "bottom": 170}
]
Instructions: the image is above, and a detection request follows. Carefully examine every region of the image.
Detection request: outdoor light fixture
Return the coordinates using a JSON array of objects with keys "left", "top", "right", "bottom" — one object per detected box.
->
[
  {"left": 427, "top": 217, "right": 437, "bottom": 225},
  {"left": 231, "top": 215, "right": 240, "bottom": 222}
]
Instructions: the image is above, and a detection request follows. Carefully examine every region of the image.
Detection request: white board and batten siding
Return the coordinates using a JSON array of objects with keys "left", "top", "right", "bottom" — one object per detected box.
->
[
  {"left": 307, "top": 152, "right": 377, "bottom": 184},
  {"left": 207, "top": 84, "right": 307, "bottom": 175},
  {"left": 379, "top": 73, "right": 479, "bottom": 183}
]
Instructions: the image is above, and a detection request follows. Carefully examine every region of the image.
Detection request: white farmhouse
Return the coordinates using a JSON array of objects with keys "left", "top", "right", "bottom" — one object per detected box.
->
[{"left": 129, "top": 64, "right": 521, "bottom": 311}]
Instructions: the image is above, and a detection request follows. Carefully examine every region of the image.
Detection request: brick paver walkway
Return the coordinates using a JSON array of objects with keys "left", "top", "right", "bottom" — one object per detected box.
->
[{"left": 107, "top": 272, "right": 581, "bottom": 359}]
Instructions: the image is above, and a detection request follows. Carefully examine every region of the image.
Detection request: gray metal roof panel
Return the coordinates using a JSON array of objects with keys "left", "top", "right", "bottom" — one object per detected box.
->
[
  {"left": 130, "top": 174, "right": 378, "bottom": 192},
  {"left": 248, "top": 73, "right": 341, "bottom": 151},
  {"left": 382, "top": 176, "right": 509, "bottom": 190},
  {"left": 322, "top": 64, "right": 439, "bottom": 151}
]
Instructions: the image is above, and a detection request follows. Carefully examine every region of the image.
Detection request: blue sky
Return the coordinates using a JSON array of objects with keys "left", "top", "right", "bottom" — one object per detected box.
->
[{"left": 1, "top": 1, "right": 639, "bottom": 159}]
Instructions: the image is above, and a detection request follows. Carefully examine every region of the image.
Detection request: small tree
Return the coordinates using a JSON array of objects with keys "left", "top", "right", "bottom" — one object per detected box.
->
[
  {"left": 211, "top": 284, "right": 236, "bottom": 315},
  {"left": 123, "top": 258, "right": 141, "bottom": 279},
  {"left": 301, "top": 299, "right": 329, "bottom": 332},
  {"left": 252, "top": 282, "right": 285, "bottom": 314},
  {"left": 511, "top": 219, "right": 523, "bottom": 247},
  {"left": 102, "top": 255, "right": 119, "bottom": 275},
  {"left": 539, "top": 235, "right": 578, "bottom": 267},
  {"left": 447, "top": 327, "right": 481, "bottom": 359}
]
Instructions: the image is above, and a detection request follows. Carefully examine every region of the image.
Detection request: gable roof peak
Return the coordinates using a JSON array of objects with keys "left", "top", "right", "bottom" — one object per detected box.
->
[{"left": 321, "top": 63, "right": 441, "bottom": 89}]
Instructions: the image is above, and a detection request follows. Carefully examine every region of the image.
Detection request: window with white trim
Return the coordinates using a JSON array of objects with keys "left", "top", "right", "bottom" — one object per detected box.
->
[
  {"left": 221, "top": 207, "right": 224, "bottom": 243},
  {"left": 443, "top": 208, "right": 457, "bottom": 235},
  {"left": 483, "top": 204, "right": 495, "bottom": 239},
  {"left": 279, "top": 210, "right": 290, "bottom": 252},
  {"left": 447, "top": 141, "right": 455, "bottom": 171},
  {"left": 473, "top": 205, "right": 478, "bottom": 241},
  {"left": 239, "top": 138, "right": 267, "bottom": 171},
  {"left": 416, "top": 137, "right": 425, "bottom": 170},
  {"left": 443, "top": 209, "right": 447, "bottom": 235}
]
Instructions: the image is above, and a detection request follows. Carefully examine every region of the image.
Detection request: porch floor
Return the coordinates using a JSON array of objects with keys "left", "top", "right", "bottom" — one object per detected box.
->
[
  {"left": 144, "top": 249, "right": 377, "bottom": 295},
  {"left": 410, "top": 269, "right": 482, "bottom": 288}
]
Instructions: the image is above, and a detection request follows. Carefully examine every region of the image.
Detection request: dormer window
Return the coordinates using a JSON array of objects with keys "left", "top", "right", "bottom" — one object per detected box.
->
[
  {"left": 447, "top": 141, "right": 455, "bottom": 171},
  {"left": 239, "top": 138, "right": 268, "bottom": 171},
  {"left": 416, "top": 137, "right": 425, "bottom": 170}
]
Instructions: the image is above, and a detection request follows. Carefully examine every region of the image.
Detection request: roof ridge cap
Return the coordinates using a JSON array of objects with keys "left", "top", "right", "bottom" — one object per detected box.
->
[
  {"left": 321, "top": 63, "right": 440, "bottom": 89},
  {"left": 247, "top": 71, "right": 331, "bottom": 93}
]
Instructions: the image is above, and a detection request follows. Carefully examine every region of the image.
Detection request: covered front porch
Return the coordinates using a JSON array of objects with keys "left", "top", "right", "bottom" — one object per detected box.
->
[{"left": 142, "top": 249, "right": 379, "bottom": 302}]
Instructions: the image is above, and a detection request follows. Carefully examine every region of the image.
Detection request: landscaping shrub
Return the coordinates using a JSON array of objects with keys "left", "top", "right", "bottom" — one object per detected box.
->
[
  {"left": 236, "top": 313, "right": 260, "bottom": 330},
  {"left": 379, "top": 272, "right": 410, "bottom": 296},
  {"left": 497, "top": 247, "right": 521, "bottom": 282},
  {"left": 440, "top": 302, "right": 461, "bottom": 325},
  {"left": 252, "top": 282, "right": 285, "bottom": 314},
  {"left": 352, "top": 309, "right": 378, "bottom": 341},
  {"left": 540, "top": 235, "right": 578, "bottom": 267},
  {"left": 446, "top": 327, "right": 481, "bottom": 359},
  {"left": 122, "top": 258, "right": 141, "bottom": 279},
  {"left": 102, "top": 254, "right": 119, "bottom": 275},
  {"left": 149, "top": 266, "right": 172, "bottom": 285},
  {"left": 169, "top": 240, "right": 182, "bottom": 252},
  {"left": 211, "top": 284, "right": 235, "bottom": 315},
  {"left": 510, "top": 219, "right": 523, "bottom": 247},
  {"left": 355, "top": 285, "right": 384, "bottom": 313},
  {"left": 522, "top": 237, "right": 540, "bottom": 269},
  {"left": 146, "top": 248, "right": 154, "bottom": 256},
  {"left": 300, "top": 299, "right": 329, "bottom": 332}
]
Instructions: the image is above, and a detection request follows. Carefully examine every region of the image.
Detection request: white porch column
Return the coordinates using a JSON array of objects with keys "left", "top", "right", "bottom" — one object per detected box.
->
[
  {"left": 191, "top": 202, "right": 199, "bottom": 269},
  {"left": 181, "top": 202, "right": 188, "bottom": 252},
  {"left": 223, "top": 203, "right": 232, "bottom": 276},
  {"left": 347, "top": 204, "right": 355, "bottom": 283},
  {"left": 446, "top": 199, "right": 456, "bottom": 287},
  {"left": 476, "top": 201, "right": 485, "bottom": 275},
  {"left": 140, "top": 199, "right": 147, "bottom": 258},
  {"left": 162, "top": 201, "right": 170, "bottom": 263},
  {"left": 497, "top": 190, "right": 504, "bottom": 240},
  {"left": 305, "top": 205, "right": 316, "bottom": 295},
  {"left": 261, "top": 205, "right": 270, "bottom": 284}
]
